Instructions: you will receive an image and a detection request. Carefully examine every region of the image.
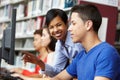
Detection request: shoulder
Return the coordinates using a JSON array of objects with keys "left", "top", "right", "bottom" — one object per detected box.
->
[
  {"left": 95, "top": 42, "right": 120, "bottom": 67},
  {"left": 99, "top": 42, "right": 119, "bottom": 58},
  {"left": 48, "top": 52, "right": 54, "bottom": 57}
]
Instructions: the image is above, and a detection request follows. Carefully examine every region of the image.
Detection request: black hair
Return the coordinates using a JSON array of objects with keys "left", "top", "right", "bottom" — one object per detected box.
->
[
  {"left": 45, "top": 9, "right": 68, "bottom": 26},
  {"left": 34, "top": 29, "right": 42, "bottom": 36},
  {"left": 48, "top": 36, "right": 57, "bottom": 51}
]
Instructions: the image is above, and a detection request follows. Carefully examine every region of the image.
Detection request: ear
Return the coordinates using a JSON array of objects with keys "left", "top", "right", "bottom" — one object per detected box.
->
[{"left": 85, "top": 20, "right": 93, "bottom": 31}]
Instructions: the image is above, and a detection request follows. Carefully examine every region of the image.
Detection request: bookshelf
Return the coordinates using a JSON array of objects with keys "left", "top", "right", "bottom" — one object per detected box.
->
[{"left": 115, "top": 8, "right": 120, "bottom": 53}]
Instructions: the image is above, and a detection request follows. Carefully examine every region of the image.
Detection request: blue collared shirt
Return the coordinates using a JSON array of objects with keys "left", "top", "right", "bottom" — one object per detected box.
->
[{"left": 44, "top": 32, "right": 83, "bottom": 77}]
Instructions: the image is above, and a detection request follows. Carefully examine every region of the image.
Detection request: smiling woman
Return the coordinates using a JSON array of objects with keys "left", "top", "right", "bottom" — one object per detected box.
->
[{"left": 44, "top": 9, "right": 83, "bottom": 77}]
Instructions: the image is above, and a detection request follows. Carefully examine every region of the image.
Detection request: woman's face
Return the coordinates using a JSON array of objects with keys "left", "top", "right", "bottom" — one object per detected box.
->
[
  {"left": 33, "top": 34, "right": 42, "bottom": 51},
  {"left": 41, "top": 28, "right": 51, "bottom": 47},
  {"left": 48, "top": 16, "right": 68, "bottom": 41}
]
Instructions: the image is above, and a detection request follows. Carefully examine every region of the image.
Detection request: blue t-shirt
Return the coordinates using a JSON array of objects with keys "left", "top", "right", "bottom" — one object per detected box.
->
[{"left": 66, "top": 42, "right": 120, "bottom": 80}]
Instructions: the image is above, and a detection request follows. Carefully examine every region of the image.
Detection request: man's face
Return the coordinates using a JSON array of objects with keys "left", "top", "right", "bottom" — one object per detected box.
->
[
  {"left": 68, "top": 12, "right": 87, "bottom": 43},
  {"left": 48, "top": 16, "right": 68, "bottom": 41}
]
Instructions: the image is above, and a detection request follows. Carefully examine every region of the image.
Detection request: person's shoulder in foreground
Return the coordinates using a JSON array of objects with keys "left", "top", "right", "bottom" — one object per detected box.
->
[{"left": 66, "top": 42, "right": 120, "bottom": 80}]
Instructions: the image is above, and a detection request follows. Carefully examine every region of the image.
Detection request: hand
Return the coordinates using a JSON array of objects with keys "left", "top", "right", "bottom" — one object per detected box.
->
[
  {"left": 22, "top": 51, "right": 45, "bottom": 70},
  {"left": 11, "top": 73, "right": 29, "bottom": 80},
  {"left": 10, "top": 68, "right": 23, "bottom": 74},
  {"left": 22, "top": 51, "right": 39, "bottom": 64}
]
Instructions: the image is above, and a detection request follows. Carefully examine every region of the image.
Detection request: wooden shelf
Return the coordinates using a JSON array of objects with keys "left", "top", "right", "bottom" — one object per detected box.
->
[
  {"left": 0, "top": 19, "right": 10, "bottom": 23},
  {"left": 15, "top": 35, "right": 33, "bottom": 39},
  {"left": 114, "top": 42, "right": 120, "bottom": 49},
  {"left": 15, "top": 47, "right": 35, "bottom": 51}
]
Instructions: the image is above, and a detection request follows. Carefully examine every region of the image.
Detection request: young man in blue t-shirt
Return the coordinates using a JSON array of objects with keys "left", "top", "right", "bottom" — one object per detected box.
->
[{"left": 51, "top": 4, "right": 120, "bottom": 80}]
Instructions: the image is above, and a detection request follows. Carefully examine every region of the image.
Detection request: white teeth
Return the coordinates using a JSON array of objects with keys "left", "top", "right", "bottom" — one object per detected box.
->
[
  {"left": 55, "top": 34, "right": 61, "bottom": 36},
  {"left": 54, "top": 32, "right": 61, "bottom": 37}
]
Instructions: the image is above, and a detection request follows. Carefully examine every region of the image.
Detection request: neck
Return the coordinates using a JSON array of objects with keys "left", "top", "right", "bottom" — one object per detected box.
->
[
  {"left": 46, "top": 47, "right": 53, "bottom": 53},
  {"left": 81, "top": 32, "right": 101, "bottom": 52},
  {"left": 38, "top": 47, "right": 48, "bottom": 61}
]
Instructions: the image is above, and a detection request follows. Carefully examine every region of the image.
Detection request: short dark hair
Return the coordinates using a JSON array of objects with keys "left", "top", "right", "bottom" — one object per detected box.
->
[
  {"left": 45, "top": 9, "right": 68, "bottom": 26},
  {"left": 34, "top": 29, "right": 42, "bottom": 36},
  {"left": 71, "top": 4, "right": 102, "bottom": 33}
]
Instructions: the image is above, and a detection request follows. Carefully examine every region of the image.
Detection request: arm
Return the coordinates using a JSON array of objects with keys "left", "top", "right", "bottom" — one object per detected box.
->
[
  {"left": 10, "top": 67, "right": 43, "bottom": 77},
  {"left": 45, "top": 39, "right": 83, "bottom": 77},
  {"left": 22, "top": 51, "right": 45, "bottom": 70},
  {"left": 22, "top": 50, "right": 68, "bottom": 77},
  {"left": 10, "top": 68, "right": 23, "bottom": 74},
  {"left": 95, "top": 47, "right": 120, "bottom": 80},
  {"left": 44, "top": 41, "right": 68, "bottom": 77},
  {"left": 94, "top": 77, "right": 110, "bottom": 80},
  {"left": 51, "top": 70, "right": 73, "bottom": 80},
  {"left": 11, "top": 73, "right": 50, "bottom": 80}
]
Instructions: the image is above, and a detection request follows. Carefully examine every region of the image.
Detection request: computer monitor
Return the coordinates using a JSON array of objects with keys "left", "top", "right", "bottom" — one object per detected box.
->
[{"left": 0, "top": 8, "right": 16, "bottom": 66}]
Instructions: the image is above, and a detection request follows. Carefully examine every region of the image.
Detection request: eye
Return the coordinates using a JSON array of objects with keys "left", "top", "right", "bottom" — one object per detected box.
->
[
  {"left": 34, "top": 38, "right": 37, "bottom": 41},
  {"left": 56, "top": 23, "right": 62, "bottom": 27},
  {"left": 73, "top": 22, "right": 76, "bottom": 25},
  {"left": 71, "top": 21, "right": 76, "bottom": 26},
  {"left": 49, "top": 26, "right": 54, "bottom": 29}
]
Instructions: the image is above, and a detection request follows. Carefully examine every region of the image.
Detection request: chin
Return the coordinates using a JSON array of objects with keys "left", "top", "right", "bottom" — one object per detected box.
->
[
  {"left": 72, "top": 39, "right": 77, "bottom": 43},
  {"left": 56, "top": 37, "right": 64, "bottom": 40}
]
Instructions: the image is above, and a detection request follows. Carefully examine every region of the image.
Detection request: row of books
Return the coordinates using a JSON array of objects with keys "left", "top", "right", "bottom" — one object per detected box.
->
[
  {"left": 0, "top": 0, "right": 23, "bottom": 5},
  {"left": 0, "top": 0, "right": 77, "bottom": 21},
  {"left": 0, "top": 0, "right": 12, "bottom": 5},
  {"left": 83, "top": 0, "right": 118, "bottom": 7},
  {"left": 0, "top": 5, "right": 12, "bottom": 21},
  {"left": 0, "top": 16, "right": 45, "bottom": 39},
  {"left": 15, "top": 16, "right": 45, "bottom": 37}
]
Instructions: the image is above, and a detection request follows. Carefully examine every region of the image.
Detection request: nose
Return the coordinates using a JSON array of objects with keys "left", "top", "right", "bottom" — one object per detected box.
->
[
  {"left": 68, "top": 25, "right": 72, "bottom": 32},
  {"left": 53, "top": 26, "right": 58, "bottom": 32},
  {"left": 41, "top": 37, "right": 43, "bottom": 40}
]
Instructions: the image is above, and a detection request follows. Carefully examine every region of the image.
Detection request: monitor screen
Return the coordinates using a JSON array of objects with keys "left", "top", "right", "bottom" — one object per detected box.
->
[{"left": 0, "top": 8, "right": 16, "bottom": 66}]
